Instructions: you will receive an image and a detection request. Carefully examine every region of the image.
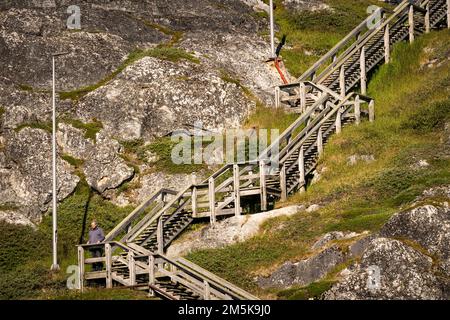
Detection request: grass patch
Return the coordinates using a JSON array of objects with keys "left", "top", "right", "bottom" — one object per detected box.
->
[
  {"left": 61, "top": 154, "right": 84, "bottom": 167},
  {"left": 145, "top": 137, "right": 206, "bottom": 175},
  {"left": 62, "top": 118, "right": 103, "bottom": 142},
  {"left": 14, "top": 122, "right": 52, "bottom": 133},
  {"left": 277, "top": 280, "right": 335, "bottom": 300},
  {"left": 0, "top": 203, "right": 19, "bottom": 211}
]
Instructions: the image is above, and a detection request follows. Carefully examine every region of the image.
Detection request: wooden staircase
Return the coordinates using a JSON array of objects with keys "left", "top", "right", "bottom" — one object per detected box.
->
[
  {"left": 277, "top": 0, "right": 449, "bottom": 109},
  {"left": 77, "top": 0, "right": 449, "bottom": 300}
]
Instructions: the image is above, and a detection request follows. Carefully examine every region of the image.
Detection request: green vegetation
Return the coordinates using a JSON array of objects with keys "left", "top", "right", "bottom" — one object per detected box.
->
[
  {"left": 0, "top": 179, "right": 134, "bottom": 299},
  {"left": 62, "top": 118, "right": 103, "bottom": 142},
  {"left": 14, "top": 121, "right": 52, "bottom": 133},
  {"left": 61, "top": 154, "right": 84, "bottom": 168},
  {"left": 146, "top": 137, "right": 208, "bottom": 175},
  {"left": 0, "top": 106, "right": 5, "bottom": 118},
  {"left": 277, "top": 280, "right": 335, "bottom": 300},
  {"left": 0, "top": 203, "right": 19, "bottom": 211},
  {"left": 41, "top": 288, "right": 156, "bottom": 300},
  {"left": 18, "top": 84, "right": 34, "bottom": 92},
  {"left": 139, "top": 20, "right": 184, "bottom": 46},
  {"left": 186, "top": 30, "right": 450, "bottom": 298}
]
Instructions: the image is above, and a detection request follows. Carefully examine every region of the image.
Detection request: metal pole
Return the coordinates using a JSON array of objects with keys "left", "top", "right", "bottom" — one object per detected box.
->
[
  {"left": 51, "top": 55, "right": 59, "bottom": 271},
  {"left": 269, "top": 0, "right": 275, "bottom": 58},
  {"left": 50, "top": 52, "right": 69, "bottom": 271}
]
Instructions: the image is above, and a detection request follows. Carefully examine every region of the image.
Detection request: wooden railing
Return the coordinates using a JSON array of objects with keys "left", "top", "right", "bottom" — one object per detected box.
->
[
  {"left": 278, "top": 0, "right": 446, "bottom": 101},
  {"left": 105, "top": 188, "right": 177, "bottom": 242},
  {"left": 77, "top": 241, "right": 258, "bottom": 300}
]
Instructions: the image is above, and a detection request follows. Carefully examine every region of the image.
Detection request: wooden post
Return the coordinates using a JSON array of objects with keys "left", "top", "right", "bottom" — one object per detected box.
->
[
  {"left": 339, "top": 65, "right": 346, "bottom": 97},
  {"left": 409, "top": 5, "right": 415, "bottom": 43},
  {"left": 300, "top": 82, "right": 306, "bottom": 113},
  {"left": 128, "top": 251, "right": 136, "bottom": 286},
  {"left": 191, "top": 186, "right": 197, "bottom": 217},
  {"left": 233, "top": 164, "right": 241, "bottom": 217},
  {"left": 148, "top": 255, "right": 155, "bottom": 296},
  {"left": 384, "top": 24, "right": 390, "bottom": 63},
  {"left": 360, "top": 46, "right": 367, "bottom": 95},
  {"left": 317, "top": 127, "right": 323, "bottom": 156},
  {"left": 355, "top": 95, "right": 361, "bottom": 125},
  {"left": 105, "top": 243, "right": 112, "bottom": 289},
  {"left": 274, "top": 86, "right": 280, "bottom": 108},
  {"left": 204, "top": 280, "right": 211, "bottom": 300},
  {"left": 280, "top": 164, "right": 287, "bottom": 201},
  {"left": 447, "top": 0, "right": 450, "bottom": 29},
  {"left": 259, "top": 161, "right": 267, "bottom": 211},
  {"left": 77, "top": 246, "right": 85, "bottom": 292},
  {"left": 298, "top": 146, "right": 305, "bottom": 193},
  {"left": 425, "top": 4, "right": 430, "bottom": 34},
  {"left": 332, "top": 53, "right": 337, "bottom": 63},
  {"left": 369, "top": 100, "right": 375, "bottom": 122},
  {"left": 208, "top": 177, "right": 216, "bottom": 225},
  {"left": 335, "top": 110, "right": 342, "bottom": 134},
  {"left": 311, "top": 71, "right": 316, "bottom": 81},
  {"left": 157, "top": 216, "right": 164, "bottom": 254}
]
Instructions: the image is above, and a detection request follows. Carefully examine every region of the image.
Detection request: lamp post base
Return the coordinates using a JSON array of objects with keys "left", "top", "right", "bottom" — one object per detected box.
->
[{"left": 50, "top": 263, "right": 60, "bottom": 272}]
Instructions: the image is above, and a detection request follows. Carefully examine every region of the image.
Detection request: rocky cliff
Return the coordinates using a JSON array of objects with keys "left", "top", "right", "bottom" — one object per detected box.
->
[{"left": 0, "top": 0, "right": 282, "bottom": 224}]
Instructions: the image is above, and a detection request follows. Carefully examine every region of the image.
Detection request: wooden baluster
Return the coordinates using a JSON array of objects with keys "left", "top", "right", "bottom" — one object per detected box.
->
[
  {"left": 77, "top": 246, "right": 85, "bottom": 292},
  {"left": 369, "top": 100, "right": 375, "bottom": 122},
  {"left": 259, "top": 161, "right": 267, "bottom": 211},
  {"left": 339, "top": 65, "right": 346, "bottom": 97},
  {"left": 148, "top": 255, "right": 155, "bottom": 296},
  {"left": 204, "top": 280, "right": 211, "bottom": 300},
  {"left": 208, "top": 177, "right": 216, "bottom": 225},
  {"left": 425, "top": 4, "right": 430, "bottom": 34},
  {"left": 409, "top": 5, "right": 415, "bottom": 43},
  {"left": 360, "top": 46, "right": 367, "bottom": 95},
  {"left": 280, "top": 164, "right": 287, "bottom": 201},
  {"left": 128, "top": 251, "right": 136, "bottom": 286},
  {"left": 384, "top": 24, "right": 390, "bottom": 63},
  {"left": 157, "top": 216, "right": 164, "bottom": 254},
  {"left": 233, "top": 164, "right": 241, "bottom": 217},
  {"left": 191, "top": 186, "right": 197, "bottom": 217},
  {"left": 274, "top": 86, "right": 280, "bottom": 108},
  {"left": 355, "top": 95, "right": 361, "bottom": 125},
  {"left": 105, "top": 243, "right": 112, "bottom": 289},
  {"left": 317, "top": 127, "right": 323, "bottom": 156},
  {"left": 300, "top": 82, "right": 306, "bottom": 113},
  {"left": 447, "top": 0, "right": 450, "bottom": 29},
  {"left": 335, "top": 109, "right": 342, "bottom": 134},
  {"left": 298, "top": 146, "right": 305, "bottom": 193}
]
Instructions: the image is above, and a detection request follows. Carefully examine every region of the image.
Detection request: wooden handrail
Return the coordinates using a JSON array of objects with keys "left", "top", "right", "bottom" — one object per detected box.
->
[
  {"left": 315, "top": 0, "right": 417, "bottom": 84},
  {"left": 297, "top": 8, "right": 386, "bottom": 82},
  {"left": 105, "top": 188, "right": 177, "bottom": 241}
]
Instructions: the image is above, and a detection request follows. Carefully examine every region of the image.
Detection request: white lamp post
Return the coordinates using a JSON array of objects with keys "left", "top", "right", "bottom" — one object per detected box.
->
[
  {"left": 51, "top": 51, "right": 69, "bottom": 272},
  {"left": 269, "top": 0, "right": 275, "bottom": 58}
]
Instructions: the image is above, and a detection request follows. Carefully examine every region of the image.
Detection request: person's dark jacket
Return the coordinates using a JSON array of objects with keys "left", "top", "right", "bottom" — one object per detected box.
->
[{"left": 88, "top": 226, "right": 105, "bottom": 244}]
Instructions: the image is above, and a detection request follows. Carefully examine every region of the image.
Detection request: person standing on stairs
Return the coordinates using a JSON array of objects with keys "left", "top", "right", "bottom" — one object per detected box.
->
[{"left": 87, "top": 219, "right": 105, "bottom": 271}]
